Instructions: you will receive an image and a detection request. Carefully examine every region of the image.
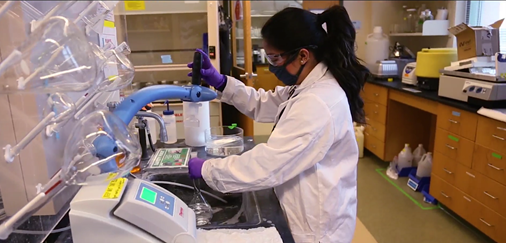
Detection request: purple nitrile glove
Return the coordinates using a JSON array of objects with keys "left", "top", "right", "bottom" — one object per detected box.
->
[
  {"left": 188, "top": 157, "right": 206, "bottom": 179},
  {"left": 187, "top": 49, "right": 226, "bottom": 89}
]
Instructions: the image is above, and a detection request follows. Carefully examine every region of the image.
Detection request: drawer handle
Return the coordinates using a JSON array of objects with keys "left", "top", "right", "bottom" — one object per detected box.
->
[
  {"left": 373, "top": 111, "right": 378, "bottom": 114},
  {"left": 372, "top": 127, "right": 377, "bottom": 131},
  {"left": 483, "top": 191, "right": 498, "bottom": 200},
  {"left": 365, "top": 117, "right": 370, "bottom": 121},
  {"left": 448, "top": 119, "right": 459, "bottom": 124},
  {"left": 372, "top": 145, "right": 377, "bottom": 148},
  {"left": 364, "top": 132, "right": 370, "bottom": 136},
  {"left": 374, "top": 93, "right": 379, "bottom": 97},
  {"left": 487, "top": 163, "right": 504, "bottom": 171},
  {"left": 497, "top": 126, "right": 506, "bottom": 131},
  {"left": 443, "top": 168, "right": 453, "bottom": 174},
  {"left": 440, "top": 192, "right": 450, "bottom": 198},
  {"left": 492, "top": 134, "right": 505, "bottom": 141},
  {"left": 445, "top": 144, "right": 456, "bottom": 150},
  {"left": 463, "top": 196, "right": 472, "bottom": 202},
  {"left": 479, "top": 218, "right": 493, "bottom": 227},
  {"left": 465, "top": 172, "right": 476, "bottom": 178}
]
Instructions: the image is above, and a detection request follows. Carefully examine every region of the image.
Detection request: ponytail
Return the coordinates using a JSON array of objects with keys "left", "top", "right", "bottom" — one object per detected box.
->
[
  {"left": 316, "top": 6, "right": 369, "bottom": 124},
  {"left": 261, "top": 6, "right": 370, "bottom": 124}
]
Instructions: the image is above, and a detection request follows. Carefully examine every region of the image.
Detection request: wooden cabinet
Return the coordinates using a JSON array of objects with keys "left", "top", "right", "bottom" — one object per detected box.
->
[
  {"left": 362, "top": 83, "right": 389, "bottom": 160},
  {"left": 431, "top": 104, "right": 506, "bottom": 242}
]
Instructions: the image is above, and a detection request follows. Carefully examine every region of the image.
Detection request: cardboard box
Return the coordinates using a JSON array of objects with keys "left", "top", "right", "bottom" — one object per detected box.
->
[{"left": 448, "top": 19, "right": 504, "bottom": 60}]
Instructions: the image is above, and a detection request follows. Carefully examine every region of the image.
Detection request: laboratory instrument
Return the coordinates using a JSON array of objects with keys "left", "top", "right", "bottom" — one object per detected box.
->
[
  {"left": 70, "top": 178, "right": 197, "bottom": 243},
  {"left": 68, "top": 84, "right": 216, "bottom": 243},
  {"left": 415, "top": 48, "right": 457, "bottom": 90},
  {"left": 401, "top": 62, "right": 417, "bottom": 85},
  {"left": 163, "top": 101, "right": 178, "bottom": 144},
  {"left": 0, "top": 16, "right": 98, "bottom": 94},
  {"left": 205, "top": 126, "right": 244, "bottom": 157},
  {"left": 369, "top": 60, "right": 398, "bottom": 79},
  {"left": 438, "top": 55, "right": 506, "bottom": 108}
]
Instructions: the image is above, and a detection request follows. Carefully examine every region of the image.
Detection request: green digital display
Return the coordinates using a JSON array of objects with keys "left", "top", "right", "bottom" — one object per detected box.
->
[{"left": 140, "top": 187, "right": 157, "bottom": 204}]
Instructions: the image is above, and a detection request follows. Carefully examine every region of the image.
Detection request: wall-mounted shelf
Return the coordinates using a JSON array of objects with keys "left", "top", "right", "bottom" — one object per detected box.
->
[
  {"left": 389, "top": 20, "right": 450, "bottom": 37},
  {"left": 236, "top": 37, "right": 263, "bottom": 40}
]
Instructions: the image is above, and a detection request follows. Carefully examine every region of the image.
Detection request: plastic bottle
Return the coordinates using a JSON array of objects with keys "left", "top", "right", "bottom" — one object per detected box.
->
[
  {"left": 397, "top": 144, "right": 413, "bottom": 171},
  {"left": 163, "top": 101, "right": 178, "bottom": 144},
  {"left": 364, "top": 26, "right": 390, "bottom": 67},
  {"left": 416, "top": 152, "right": 433, "bottom": 178},
  {"left": 183, "top": 101, "right": 210, "bottom": 147},
  {"left": 412, "top": 144, "right": 426, "bottom": 167},
  {"left": 354, "top": 124, "right": 365, "bottom": 158}
]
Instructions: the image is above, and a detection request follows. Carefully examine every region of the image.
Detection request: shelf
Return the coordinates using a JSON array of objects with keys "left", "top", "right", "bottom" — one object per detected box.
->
[
  {"left": 389, "top": 20, "right": 450, "bottom": 37},
  {"left": 389, "top": 33, "right": 447, "bottom": 37},
  {"left": 251, "top": 14, "right": 273, "bottom": 18}
]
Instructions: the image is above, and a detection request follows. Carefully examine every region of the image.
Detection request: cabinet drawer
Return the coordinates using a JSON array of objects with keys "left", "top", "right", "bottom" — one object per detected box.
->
[
  {"left": 434, "top": 128, "right": 474, "bottom": 168},
  {"left": 473, "top": 144, "right": 506, "bottom": 186},
  {"left": 455, "top": 163, "right": 481, "bottom": 196},
  {"left": 432, "top": 152, "right": 458, "bottom": 185},
  {"left": 476, "top": 116, "right": 506, "bottom": 153},
  {"left": 436, "top": 105, "right": 478, "bottom": 141},
  {"left": 430, "top": 174, "right": 461, "bottom": 210},
  {"left": 430, "top": 175, "right": 474, "bottom": 220},
  {"left": 364, "top": 99, "right": 387, "bottom": 125},
  {"left": 364, "top": 117, "right": 386, "bottom": 141},
  {"left": 364, "top": 131, "right": 385, "bottom": 159},
  {"left": 363, "top": 83, "right": 388, "bottom": 106},
  {"left": 475, "top": 173, "right": 506, "bottom": 218},
  {"left": 467, "top": 198, "right": 506, "bottom": 243}
]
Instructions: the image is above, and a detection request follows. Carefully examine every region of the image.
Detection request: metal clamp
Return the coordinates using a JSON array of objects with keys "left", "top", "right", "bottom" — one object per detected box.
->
[
  {"left": 239, "top": 72, "right": 258, "bottom": 79},
  {"left": 487, "top": 163, "right": 504, "bottom": 171},
  {"left": 445, "top": 144, "right": 456, "bottom": 150},
  {"left": 483, "top": 191, "right": 498, "bottom": 200}
]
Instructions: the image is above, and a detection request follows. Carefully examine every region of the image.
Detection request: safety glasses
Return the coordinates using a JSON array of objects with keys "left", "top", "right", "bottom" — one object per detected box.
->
[{"left": 265, "top": 45, "right": 317, "bottom": 66}]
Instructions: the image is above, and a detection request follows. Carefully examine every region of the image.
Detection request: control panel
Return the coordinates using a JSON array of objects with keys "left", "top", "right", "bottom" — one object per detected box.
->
[
  {"left": 462, "top": 80, "right": 494, "bottom": 100},
  {"left": 135, "top": 183, "right": 176, "bottom": 216}
]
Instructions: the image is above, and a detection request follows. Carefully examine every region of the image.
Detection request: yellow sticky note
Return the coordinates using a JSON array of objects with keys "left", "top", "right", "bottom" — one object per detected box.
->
[
  {"left": 106, "top": 172, "right": 118, "bottom": 180},
  {"left": 102, "top": 177, "right": 126, "bottom": 199},
  {"left": 124, "top": 1, "right": 145, "bottom": 11}
]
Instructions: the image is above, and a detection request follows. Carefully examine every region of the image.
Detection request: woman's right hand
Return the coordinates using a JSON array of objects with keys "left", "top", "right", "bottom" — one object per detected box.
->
[{"left": 187, "top": 49, "right": 226, "bottom": 89}]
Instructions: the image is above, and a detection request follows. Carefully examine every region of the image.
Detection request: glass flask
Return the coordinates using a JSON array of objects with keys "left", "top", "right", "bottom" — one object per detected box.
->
[
  {"left": 61, "top": 110, "right": 141, "bottom": 186},
  {"left": 0, "top": 16, "right": 97, "bottom": 94},
  {"left": 189, "top": 179, "right": 213, "bottom": 226}
]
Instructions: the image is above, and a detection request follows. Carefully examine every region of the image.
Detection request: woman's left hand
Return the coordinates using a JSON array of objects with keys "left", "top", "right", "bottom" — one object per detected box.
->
[{"left": 188, "top": 158, "right": 206, "bottom": 179}]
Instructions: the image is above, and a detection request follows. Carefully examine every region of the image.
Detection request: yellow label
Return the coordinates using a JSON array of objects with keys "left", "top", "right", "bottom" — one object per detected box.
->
[
  {"left": 102, "top": 178, "right": 126, "bottom": 199},
  {"left": 104, "top": 20, "right": 115, "bottom": 28},
  {"left": 124, "top": 1, "right": 145, "bottom": 11},
  {"left": 106, "top": 172, "right": 118, "bottom": 180}
]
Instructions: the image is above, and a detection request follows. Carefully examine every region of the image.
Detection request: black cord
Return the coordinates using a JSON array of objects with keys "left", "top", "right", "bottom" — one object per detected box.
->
[{"left": 147, "top": 133, "right": 156, "bottom": 152}]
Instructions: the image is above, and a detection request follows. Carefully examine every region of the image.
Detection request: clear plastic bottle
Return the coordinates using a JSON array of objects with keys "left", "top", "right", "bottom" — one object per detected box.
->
[
  {"left": 397, "top": 144, "right": 413, "bottom": 171},
  {"left": 412, "top": 144, "right": 426, "bottom": 167},
  {"left": 416, "top": 152, "right": 433, "bottom": 178},
  {"left": 406, "top": 9, "right": 418, "bottom": 33},
  {"left": 365, "top": 26, "right": 390, "bottom": 67},
  {"left": 163, "top": 101, "right": 178, "bottom": 144}
]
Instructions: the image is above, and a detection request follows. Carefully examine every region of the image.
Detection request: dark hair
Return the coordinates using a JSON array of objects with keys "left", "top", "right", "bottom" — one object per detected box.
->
[{"left": 261, "top": 5, "right": 369, "bottom": 124}]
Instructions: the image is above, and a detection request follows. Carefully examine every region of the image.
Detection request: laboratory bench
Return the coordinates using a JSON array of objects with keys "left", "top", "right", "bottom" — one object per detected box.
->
[
  {"left": 49, "top": 136, "right": 295, "bottom": 243},
  {"left": 363, "top": 79, "right": 506, "bottom": 243}
]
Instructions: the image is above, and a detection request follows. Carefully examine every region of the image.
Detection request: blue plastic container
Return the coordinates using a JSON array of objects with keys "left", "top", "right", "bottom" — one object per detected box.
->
[
  {"left": 421, "top": 183, "right": 438, "bottom": 205},
  {"left": 407, "top": 168, "right": 431, "bottom": 191}
]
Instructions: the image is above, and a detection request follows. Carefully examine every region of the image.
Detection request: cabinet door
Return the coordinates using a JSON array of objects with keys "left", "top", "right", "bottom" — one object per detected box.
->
[{"left": 231, "top": 0, "right": 255, "bottom": 136}]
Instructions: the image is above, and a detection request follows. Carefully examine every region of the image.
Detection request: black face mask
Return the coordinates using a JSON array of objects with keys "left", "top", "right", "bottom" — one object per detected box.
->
[{"left": 269, "top": 58, "right": 305, "bottom": 86}]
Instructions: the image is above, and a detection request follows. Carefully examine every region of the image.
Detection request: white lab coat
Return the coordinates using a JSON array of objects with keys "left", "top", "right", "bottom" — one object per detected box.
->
[{"left": 202, "top": 63, "right": 358, "bottom": 243}]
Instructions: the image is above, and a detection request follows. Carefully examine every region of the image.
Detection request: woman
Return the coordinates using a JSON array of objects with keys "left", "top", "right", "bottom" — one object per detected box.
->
[{"left": 187, "top": 5, "right": 369, "bottom": 243}]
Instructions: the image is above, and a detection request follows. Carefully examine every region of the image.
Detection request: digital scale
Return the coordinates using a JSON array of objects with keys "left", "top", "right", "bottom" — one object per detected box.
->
[{"left": 70, "top": 178, "right": 197, "bottom": 243}]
